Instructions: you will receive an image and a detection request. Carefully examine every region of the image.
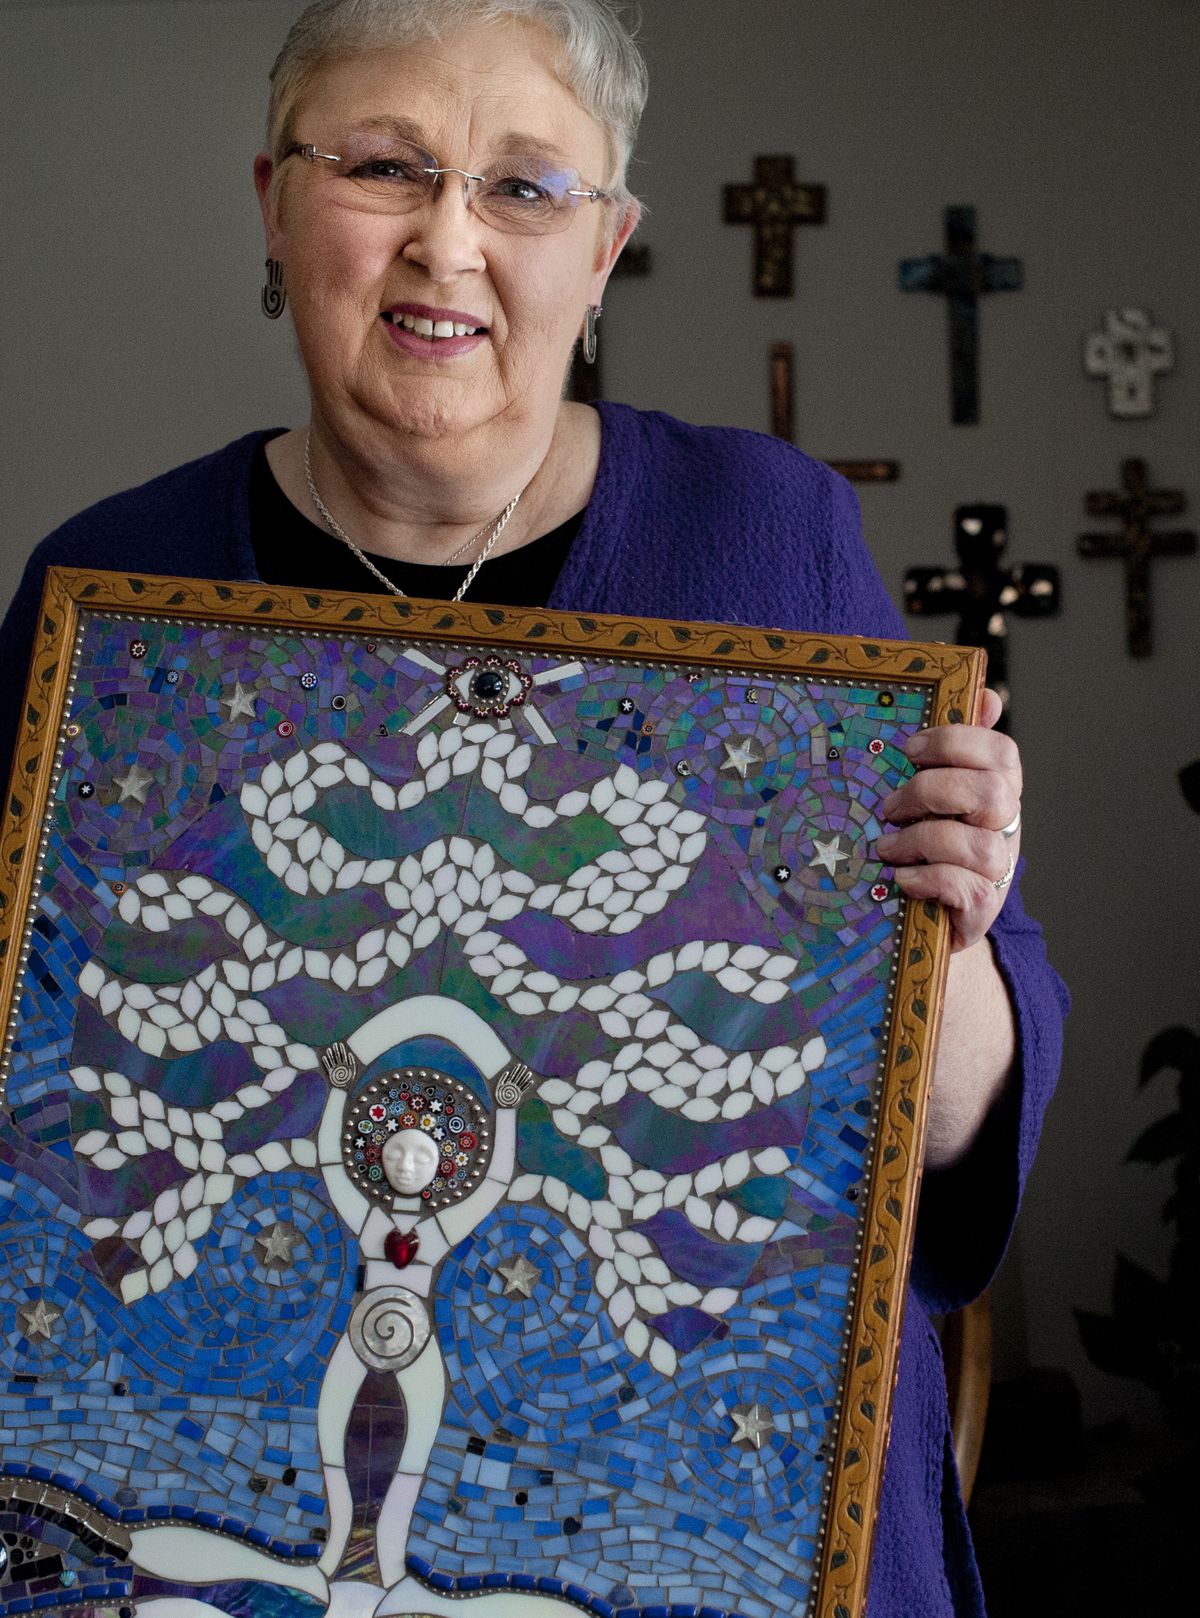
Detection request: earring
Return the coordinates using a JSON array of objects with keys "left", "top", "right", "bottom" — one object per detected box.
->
[
  {"left": 583, "top": 304, "right": 602, "bottom": 365},
  {"left": 262, "top": 258, "right": 286, "bottom": 319}
]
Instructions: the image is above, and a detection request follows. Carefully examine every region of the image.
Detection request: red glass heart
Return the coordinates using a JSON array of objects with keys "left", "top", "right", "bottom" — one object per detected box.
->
[{"left": 384, "top": 1229, "right": 420, "bottom": 1269}]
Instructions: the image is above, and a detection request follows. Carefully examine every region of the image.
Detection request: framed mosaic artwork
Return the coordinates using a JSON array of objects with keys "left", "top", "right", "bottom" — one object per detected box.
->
[{"left": 0, "top": 570, "right": 984, "bottom": 1618}]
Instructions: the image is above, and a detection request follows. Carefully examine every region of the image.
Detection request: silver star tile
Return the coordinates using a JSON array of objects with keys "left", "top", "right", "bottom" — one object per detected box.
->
[
  {"left": 255, "top": 1221, "right": 302, "bottom": 1269},
  {"left": 20, "top": 1298, "right": 61, "bottom": 1341},
  {"left": 720, "top": 736, "right": 767, "bottom": 780},
  {"left": 809, "top": 834, "right": 851, "bottom": 876},
  {"left": 497, "top": 1255, "right": 539, "bottom": 1298},
  {"left": 730, "top": 1401, "right": 776, "bottom": 1450},
  {"left": 113, "top": 762, "right": 155, "bottom": 805},
  {"left": 220, "top": 680, "right": 258, "bottom": 722}
]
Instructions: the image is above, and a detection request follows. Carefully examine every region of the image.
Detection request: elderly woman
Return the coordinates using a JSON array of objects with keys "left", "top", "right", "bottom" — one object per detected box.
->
[{"left": 0, "top": 2, "right": 1065, "bottom": 1615}]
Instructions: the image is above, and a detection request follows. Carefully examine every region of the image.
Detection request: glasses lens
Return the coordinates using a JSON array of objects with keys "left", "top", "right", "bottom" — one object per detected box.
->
[
  {"left": 476, "top": 159, "right": 583, "bottom": 234},
  {"left": 337, "top": 139, "right": 436, "bottom": 211}
]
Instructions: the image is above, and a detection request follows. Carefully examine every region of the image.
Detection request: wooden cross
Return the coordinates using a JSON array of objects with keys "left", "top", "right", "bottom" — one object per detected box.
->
[
  {"left": 1077, "top": 458, "right": 1196, "bottom": 657},
  {"left": 904, "top": 503, "right": 1060, "bottom": 724},
  {"left": 899, "top": 206, "right": 1023, "bottom": 425},
  {"left": 569, "top": 241, "right": 652, "bottom": 404},
  {"left": 724, "top": 155, "right": 827, "bottom": 297},
  {"left": 770, "top": 341, "right": 900, "bottom": 484},
  {"left": 1083, "top": 308, "right": 1174, "bottom": 419}
]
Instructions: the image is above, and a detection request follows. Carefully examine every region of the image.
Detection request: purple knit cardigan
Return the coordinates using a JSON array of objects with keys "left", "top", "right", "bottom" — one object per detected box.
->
[{"left": 0, "top": 402, "right": 1067, "bottom": 1616}]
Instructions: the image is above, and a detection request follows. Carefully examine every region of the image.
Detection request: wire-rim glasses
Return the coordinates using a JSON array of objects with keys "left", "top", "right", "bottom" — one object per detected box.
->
[{"left": 282, "top": 137, "right": 614, "bottom": 236}]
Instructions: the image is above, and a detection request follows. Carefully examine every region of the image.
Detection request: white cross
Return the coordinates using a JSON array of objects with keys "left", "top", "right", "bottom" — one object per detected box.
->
[{"left": 1084, "top": 308, "right": 1174, "bottom": 419}]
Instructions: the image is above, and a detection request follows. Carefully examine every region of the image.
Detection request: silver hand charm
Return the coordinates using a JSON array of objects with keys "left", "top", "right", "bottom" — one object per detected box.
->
[
  {"left": 321, "top": 1041, "right": 358, "bottom": 1089},
  {"left": 494, "top": 1059, "right": 536, "bottom": 1110}
]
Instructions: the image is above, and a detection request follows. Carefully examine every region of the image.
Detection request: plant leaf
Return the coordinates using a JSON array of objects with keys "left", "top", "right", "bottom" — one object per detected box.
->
[
  {"left": 1139, "top": 1025, "right": 1200, "bottom": 1089},
  {"left": 1126, "top": 1111, "right": 1186, "bottom": 1165},
  {"left": 1074, "top": 1308, "right": 1154, "bottom": 1379},
  {"left": 1111, "top": 1251, "right": 1169, "bottom": 1323}
]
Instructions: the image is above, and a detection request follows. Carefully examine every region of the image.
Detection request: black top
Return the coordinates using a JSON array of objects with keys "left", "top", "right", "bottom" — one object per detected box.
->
[{"left": 248, "top": 439, "right": 579, "bottom": 607}]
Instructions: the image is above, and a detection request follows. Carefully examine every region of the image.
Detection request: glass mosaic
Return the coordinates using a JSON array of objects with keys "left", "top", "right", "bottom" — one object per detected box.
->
[{"left": 0, "top": 578, "right": 979, "bottom": 1618}]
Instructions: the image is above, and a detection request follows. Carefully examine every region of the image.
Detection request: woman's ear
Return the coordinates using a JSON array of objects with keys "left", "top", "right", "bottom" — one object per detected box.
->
[
  {"left": 254, "top": 151, "right": 283, "bottom": 255},
  {"left": 590, "top": 197, "right": 643, "bottom": 303}
]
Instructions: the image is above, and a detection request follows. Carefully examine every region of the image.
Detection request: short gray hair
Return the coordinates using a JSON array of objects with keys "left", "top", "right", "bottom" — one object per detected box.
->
[{"left": 267, "top": 0, "right": 648, "bottom": 195}]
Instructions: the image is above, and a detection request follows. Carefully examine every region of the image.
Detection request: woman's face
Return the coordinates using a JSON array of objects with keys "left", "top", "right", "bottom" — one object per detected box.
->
[
  {"left": 381, "top": 1128, "right": 441, "bottom": 1195},
  {"left": 256, "top": 21, "right": 637, "bottom": 454}
]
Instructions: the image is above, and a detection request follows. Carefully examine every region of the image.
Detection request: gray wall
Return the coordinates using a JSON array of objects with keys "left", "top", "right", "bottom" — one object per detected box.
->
[{"left": 3, "top": 0, "right": 1197, "bottom": 1433}]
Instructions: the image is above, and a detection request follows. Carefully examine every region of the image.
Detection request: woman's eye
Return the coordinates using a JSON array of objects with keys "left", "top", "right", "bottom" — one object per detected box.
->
[
  {"left": 490, "top": 175, "right": 552, "bottom": 205},
  {"left": 352, "top": 156, "right": 425, "bottom": 183}
]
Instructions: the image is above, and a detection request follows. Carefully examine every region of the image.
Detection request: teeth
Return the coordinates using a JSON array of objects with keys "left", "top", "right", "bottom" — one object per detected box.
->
[{"left": 391, "top": 313, "right": 480, "bottom": 339}]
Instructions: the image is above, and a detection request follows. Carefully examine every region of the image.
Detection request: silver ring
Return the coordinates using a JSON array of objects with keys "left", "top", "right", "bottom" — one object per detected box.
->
[
  {"left": 993, "top": 852, "right": 1016, "bottom": 891},
  {"left": 998, "top": 809, "right": 1022, "bottom": 839}
]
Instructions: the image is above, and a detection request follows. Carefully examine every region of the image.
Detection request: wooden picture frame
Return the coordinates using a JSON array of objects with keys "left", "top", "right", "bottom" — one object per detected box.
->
[{"left": 0, "top": 569, "right": 983, "bottom": 1618}]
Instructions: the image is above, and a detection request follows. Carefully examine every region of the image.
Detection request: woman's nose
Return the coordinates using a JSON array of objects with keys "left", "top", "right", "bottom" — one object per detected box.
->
[{"left": 401, "top": 178, "right": 488, "bottom": 280}]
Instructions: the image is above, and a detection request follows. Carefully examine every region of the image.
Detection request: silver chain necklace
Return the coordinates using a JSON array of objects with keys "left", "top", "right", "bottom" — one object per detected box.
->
[{"left": 302, "top": 432, "right": 524, "bottom": 602}]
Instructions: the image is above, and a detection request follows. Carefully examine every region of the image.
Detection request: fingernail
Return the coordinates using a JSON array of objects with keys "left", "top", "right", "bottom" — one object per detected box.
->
[
  {"left": 880, "top": 792, "right": 899, "bottom": 819},
  {"left": 876, "top": 833, "right": 897, "bottom": 854},
  {"left": 906, "top": 731, "right": 929, "bottom": 757}
]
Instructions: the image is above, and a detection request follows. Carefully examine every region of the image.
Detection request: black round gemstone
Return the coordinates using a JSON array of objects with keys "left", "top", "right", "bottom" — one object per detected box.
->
[
  {"left": 331, "top": 695, "right": 347, "bottom": 711},
  {"left": 515, "top": 1490, "right": 528, "bottom": 1505},
  {"left": 564, "top": 1516, "right": 582, "bottom": 1535},
  {"left": 471, "top": 669, "right": 507, "bottom": 703}
]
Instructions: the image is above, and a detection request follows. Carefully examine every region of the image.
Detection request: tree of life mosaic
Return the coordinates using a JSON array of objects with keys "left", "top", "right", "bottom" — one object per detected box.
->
[{"left": 0, "top": 573, "right": 981, "bottom": 1618}]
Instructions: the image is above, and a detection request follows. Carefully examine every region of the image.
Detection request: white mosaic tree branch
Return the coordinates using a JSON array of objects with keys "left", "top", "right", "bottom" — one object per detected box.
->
[{"left": 69, "top": 746, "right": 824, "bottom": 1366}]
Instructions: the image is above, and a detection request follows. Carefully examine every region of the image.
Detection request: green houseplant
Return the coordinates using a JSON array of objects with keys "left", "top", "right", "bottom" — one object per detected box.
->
[{"left": 1075, "top": 761, "right": 1199, "bottom": 1444}]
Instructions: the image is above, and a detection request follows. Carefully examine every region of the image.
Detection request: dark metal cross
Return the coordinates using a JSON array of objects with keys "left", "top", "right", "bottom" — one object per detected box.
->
[
  {"left": 769, "top": 341, "right": 900, "bottom": 484},
  {"left": 899, "top": 206, "right": 1023, "bottom": 425},
  {"left": 569, "top": 241, "right": 652, "bottom": 404},
  {"left": 1077, "top": 458, "right": 1196, "bottom": 657},
  {"left": 724, "top": 155, "right": 827, "bottom": 297},
  {"left": 904, "top": 504, "right": 1060, "bottom": 725}
]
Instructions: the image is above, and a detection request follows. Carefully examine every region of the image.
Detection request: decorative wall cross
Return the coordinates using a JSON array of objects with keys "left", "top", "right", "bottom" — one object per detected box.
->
[
  {"left": 569, "top": 242, "right": 652, "bottom": 405},
  {"left": 769, "top": 342, "right": 900, "bottom": 483},
  {"left": 1077, "top": 459, "right": 1196, "bottom": 657},
  {"left": 898, "top": 206, "right": 1023, "bottom": 425},
  {"left": 1083, "top": 308, "right": 1174, "bottom": 419},
  {"left": 724, "top": 155, "right": 827, "bottom": 297},
  {"left": 904, "top": 504, "right": 1060, "bottom": 723}
]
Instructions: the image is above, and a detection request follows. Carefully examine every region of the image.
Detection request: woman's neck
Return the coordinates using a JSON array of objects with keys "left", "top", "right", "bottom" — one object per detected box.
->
[{"left": 266, "top": 402, "right": 600, "bottom": 564}]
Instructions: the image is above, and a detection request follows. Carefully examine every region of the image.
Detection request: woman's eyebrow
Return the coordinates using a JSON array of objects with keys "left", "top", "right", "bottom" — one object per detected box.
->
[
  {"left": 343, "top": 117, "right": 571, "bottom": 164},
  {"left": 343, "top": 114, "right": 428, "bottom": 143},
  {"left": 491, "top": 133, "right": 572, "bottom": 162}
]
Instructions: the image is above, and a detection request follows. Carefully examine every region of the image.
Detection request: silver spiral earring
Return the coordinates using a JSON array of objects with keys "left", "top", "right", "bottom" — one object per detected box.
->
[
  {"left": 262, "top": 258, "right": 286, "bottom": 319},
  {"left": 583, "top": 304, "right": 602, "bottom": 364}
]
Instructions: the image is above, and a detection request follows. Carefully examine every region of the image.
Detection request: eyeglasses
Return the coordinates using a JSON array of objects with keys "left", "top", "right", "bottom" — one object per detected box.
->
[{"left": 282, "top": 136, "right": 614, "bottom": 236}]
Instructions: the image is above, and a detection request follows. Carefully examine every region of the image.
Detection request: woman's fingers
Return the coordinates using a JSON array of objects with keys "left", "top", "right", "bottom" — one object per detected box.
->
[
  {"left": 876, "top": 820, "right": 1015, "bottom": 883},
  {"left": 890, "top": 863, "right": 1001, "bottom": 951},
  {"left": 881, "top": 765, "right": 1019, "bottom": 829},
  {"left": 874, "top": 692, "right": 1021, "bottom": 952}
]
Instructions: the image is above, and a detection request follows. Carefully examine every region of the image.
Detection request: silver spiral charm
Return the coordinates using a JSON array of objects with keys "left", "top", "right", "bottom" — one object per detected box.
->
[
  {"left": 348, "top": 1286, "right": 430, "bottom": 1372},
  {"left": 494, "top": 1059, "right": 534, "bottom": 1110},
  {"left": 261, "top": 258, "right": 286, "bottom": 319}
]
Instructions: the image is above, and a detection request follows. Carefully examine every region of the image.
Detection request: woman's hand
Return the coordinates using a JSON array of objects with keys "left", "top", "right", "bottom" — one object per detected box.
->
[{"left": 876, "top": 688, "right": 1021, "bottom": 952}]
